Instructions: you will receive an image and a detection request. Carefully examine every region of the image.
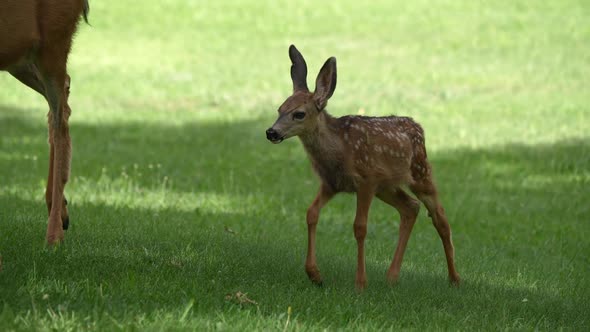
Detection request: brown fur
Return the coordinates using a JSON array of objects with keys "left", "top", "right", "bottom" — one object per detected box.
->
[
  {"left": 0, "top": 0, "right": 88, "bottom": 245},
  {"left": 267, "top": 45, "right": 460, "bottom": 289}
]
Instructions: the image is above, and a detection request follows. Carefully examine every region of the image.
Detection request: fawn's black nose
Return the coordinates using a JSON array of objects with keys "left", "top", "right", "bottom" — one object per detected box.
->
[{"left": 266, "top": 128, "right": 279, "bottom": 141}]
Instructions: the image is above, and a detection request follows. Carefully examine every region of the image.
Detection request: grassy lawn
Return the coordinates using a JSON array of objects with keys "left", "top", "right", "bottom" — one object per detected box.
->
[{"left": 1, "top": 0, "right": 589, "bottom": 330}]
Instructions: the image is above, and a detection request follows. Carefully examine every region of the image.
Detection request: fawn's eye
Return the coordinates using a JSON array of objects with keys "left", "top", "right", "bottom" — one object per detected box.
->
[{"left": 293, "top": 111, "right": 306, "bottom": 120}]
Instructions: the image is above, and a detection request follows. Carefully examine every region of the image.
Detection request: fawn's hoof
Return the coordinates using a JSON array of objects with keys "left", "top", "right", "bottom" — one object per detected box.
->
[
  {"left": 305, "top": 266, "right": 323, "bottom": 285},
  {"left": 312, "top": 280, "right": 324, "bottom": 287},
  {"left": 449, "top": 273, "right": 461, "bottom": 286},
  {"left": 355, "top": 278, "right": 367, "bottom": 292},
  {"left": 46, "top": 232, "right": 64, "bottom": 246},
  {"left": 386, "top": 275, "right": 400, "bottom": 286}
]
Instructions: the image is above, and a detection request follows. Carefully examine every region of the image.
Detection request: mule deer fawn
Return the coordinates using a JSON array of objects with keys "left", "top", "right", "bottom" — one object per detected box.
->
[
  {"left": 0, "top": 0, "right": 89, "bottom": 245},
  {"left": 266, "top": 45, "right": 460, "bottom": 289}
]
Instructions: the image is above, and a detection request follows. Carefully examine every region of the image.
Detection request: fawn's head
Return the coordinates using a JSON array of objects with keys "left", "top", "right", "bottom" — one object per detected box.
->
[{"left": 266, "top": 45, "right": 337, "bottom": 143}]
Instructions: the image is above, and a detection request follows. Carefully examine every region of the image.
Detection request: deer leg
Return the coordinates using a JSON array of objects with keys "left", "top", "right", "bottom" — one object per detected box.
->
[
  {"left": 377, "top": 188, "right": 420, "bottom": 284},
  {"left": 45, "top": 110, "right": 70, "bottom": 231},
  {"left": 45, "top": 135, "right": 55, "bottom": 214},
  {"left": 305, "top": 184, "right": 334, "bottom": 285},
  {"left": 410, "top": 178, "right": 460, "bottom": 285},
  {"left": 38, "top": 55, "right": 71, "bottom": 245},
  {"left": 8, "top": 67, "right": 55, "bottom": 213},
  {"left": 9, "top": 65, "right": 70, "bottom": 231},
  {"left": 353, "top": 183, "right": 376, "bottom": 291},
  {"left": 52, "top": 75, "right": 71, "bottom": 230}
]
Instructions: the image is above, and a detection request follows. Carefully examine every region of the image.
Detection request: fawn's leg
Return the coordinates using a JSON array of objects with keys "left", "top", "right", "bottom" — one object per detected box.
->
[
  {"left": 305, "top": 184, "right": 334, "bottom": 285},
  {"left": 354, "top": 183, "right": 376, "bottom": 291},
  {"left": 410, "top": 177, "right": 460, "bottom": 284},
  {"left": 377, "top": 188, "right": 420, "bottom": 284}
]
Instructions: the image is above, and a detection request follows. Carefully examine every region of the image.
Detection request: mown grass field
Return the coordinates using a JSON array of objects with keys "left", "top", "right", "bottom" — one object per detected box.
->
[{"left": 1, "top": 0, "right": 589, "bottom": 330}]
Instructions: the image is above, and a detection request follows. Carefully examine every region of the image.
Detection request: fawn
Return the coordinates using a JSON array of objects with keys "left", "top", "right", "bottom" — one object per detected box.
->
[
  {"left": 0, "top": 0, "right": 89, "bottom": 244},
  {"left": 266, "top": 45, "right": 460, "bottom": 289}
]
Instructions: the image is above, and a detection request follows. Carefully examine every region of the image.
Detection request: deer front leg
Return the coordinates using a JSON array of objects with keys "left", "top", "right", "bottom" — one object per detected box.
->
[
  {"left": 353, "top": 183, "right": 376, "bottom": 291},
  {"left": 305, "top": 184, "right": 334, "bottom": 285}
]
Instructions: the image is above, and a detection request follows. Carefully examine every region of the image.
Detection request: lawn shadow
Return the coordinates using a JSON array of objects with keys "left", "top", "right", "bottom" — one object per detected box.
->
[
  {"left": 0, "top": 104, "right": 303, "bottom": 195},
  {"left": 1, "top": 105, "right": 588, "bottom": 329}
]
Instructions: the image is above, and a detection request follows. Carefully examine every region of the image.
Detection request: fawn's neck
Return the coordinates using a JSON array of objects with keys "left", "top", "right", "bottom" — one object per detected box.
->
[
  {"left": 299, "top": 111, "right": 342, "bottom": 156},
  {"left": 298, "top": 111, "right": 349, "bottom": 187}
]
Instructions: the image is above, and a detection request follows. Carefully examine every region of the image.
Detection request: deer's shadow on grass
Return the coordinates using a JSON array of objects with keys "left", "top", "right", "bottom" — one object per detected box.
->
[{"left": 0, "top": 105, "right": 588, "bottom": 329}]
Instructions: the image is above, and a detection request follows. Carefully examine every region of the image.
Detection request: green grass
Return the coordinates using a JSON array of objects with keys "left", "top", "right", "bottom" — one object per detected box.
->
[{"left": 1, "top": 0, "right": 589, "bottom": 330}]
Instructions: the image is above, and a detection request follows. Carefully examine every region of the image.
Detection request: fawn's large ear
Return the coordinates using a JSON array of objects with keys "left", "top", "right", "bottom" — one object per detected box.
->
[
  {"left": 289, "top": 45, "right": 309, "bottom": 92},
  {"left": 313, "top": 57, "right": 337, "bottom": 111}
]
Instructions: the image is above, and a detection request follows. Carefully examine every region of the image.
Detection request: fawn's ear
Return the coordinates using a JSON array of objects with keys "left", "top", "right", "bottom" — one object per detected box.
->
[
  {"left": 313, "top": 57, "right": 337, "bottom": 111},
  {"left": 289, "top": 45, "right": 309, "bottom": 92}
]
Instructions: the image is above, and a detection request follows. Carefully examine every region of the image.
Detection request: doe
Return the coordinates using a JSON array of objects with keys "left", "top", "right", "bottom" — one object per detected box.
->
[
  {"left": 266, "top": 45, "right": 460, "bottom": 289},
  {"left": 0, "top": 0, "right": 89, "bottom": 244}
]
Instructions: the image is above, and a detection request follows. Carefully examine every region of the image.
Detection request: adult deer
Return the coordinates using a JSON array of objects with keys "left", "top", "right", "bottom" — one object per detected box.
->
[
  {"left": 0, "top": 0, "right": 89, "bottom": 245},
  {"left": 266, "top": 45, "right": 460, "bottom": 290}
]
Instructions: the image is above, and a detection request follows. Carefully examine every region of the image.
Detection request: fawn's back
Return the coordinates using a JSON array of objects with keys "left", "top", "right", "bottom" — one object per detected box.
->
[{"left": 301, "top": 113, "right": 430, "bottom": 194}]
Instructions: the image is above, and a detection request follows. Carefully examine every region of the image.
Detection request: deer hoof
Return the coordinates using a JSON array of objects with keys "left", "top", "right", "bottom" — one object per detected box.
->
[
  {"left": 449, "top": 273, "right": 461, "bottom": 286},
  {"left": 355, "top": 283, "right": 367, "bottom": 292},
  {"left": 386, "top": 274, "right": 400, "bottom": 286},
  {"left": 46, "top": 233, "right": 64, "bottom": 246},
  {"left": 355, "top": 279, "right": 367, "bottom": 292},
  {"left": 306, "top": 266, "right": 323, "bottom": 285},
  {"left": 62, "top": 216, "right": 70, "bottom": 230}
]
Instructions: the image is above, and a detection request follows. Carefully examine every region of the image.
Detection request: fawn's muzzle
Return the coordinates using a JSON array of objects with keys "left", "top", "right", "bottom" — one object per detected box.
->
[{"left": 266, "top": 128, "right": 283, "bottom": 143}]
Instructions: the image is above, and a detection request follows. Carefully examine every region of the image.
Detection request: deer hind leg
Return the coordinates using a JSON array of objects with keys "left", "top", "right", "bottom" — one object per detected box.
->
[
  {"left": 46, "top": 105, "right": 70, "bottom": 231},
  {"left": 410, "top": 176, "right": 460, "bottom": 284},
  {"left": 9, "top": 66, "right": 70, "bottom": 231},
  {"left": 305, "top": 184, "right": 334, "bottom": 285},
  {"left": 38, "top": 52, "right": 72, "bottom": 245},
  {"left": 377, "top": 188, "right": 420, "bottom": 284}
]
